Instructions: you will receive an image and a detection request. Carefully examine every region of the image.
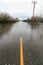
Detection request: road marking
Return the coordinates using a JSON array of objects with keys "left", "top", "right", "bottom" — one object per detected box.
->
[{"left": 20, "top": 37, "right": 24, "bottom": 65}]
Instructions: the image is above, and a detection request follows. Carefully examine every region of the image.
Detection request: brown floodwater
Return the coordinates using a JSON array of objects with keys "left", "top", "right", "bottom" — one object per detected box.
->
[{"left": 0, "top": 21, "right": 43, "bottom": 65}]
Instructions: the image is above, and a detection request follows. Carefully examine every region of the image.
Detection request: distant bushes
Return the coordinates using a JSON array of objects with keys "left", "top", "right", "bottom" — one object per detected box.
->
[
  {"left": 0, "top": 12, "right": 19, "bottom": 24},
  {"left": 22, "top": 19, "right": 30, "bottom": 22},
  {"left": 23, "top": 16, "right": 43, "bottom": 23}
]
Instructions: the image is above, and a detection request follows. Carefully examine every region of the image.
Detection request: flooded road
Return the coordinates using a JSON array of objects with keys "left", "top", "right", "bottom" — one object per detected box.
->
[{"left": 0, "top": 21, "right": 43, "bottom": 65}]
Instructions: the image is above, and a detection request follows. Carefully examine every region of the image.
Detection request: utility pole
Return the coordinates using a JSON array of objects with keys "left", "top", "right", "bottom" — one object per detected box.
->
[{"left": 32, "top": 1, "right": 37, "bottom": 17}]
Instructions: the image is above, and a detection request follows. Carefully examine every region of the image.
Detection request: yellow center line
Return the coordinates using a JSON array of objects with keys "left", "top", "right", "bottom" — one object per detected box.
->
[{"left": 20, "top": 37, "right": 24, "bottom": 65}]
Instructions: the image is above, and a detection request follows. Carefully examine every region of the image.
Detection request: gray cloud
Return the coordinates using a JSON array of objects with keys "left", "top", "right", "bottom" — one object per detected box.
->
[{"left": 0, "top": 0, "right": 43, "bottom": 18}]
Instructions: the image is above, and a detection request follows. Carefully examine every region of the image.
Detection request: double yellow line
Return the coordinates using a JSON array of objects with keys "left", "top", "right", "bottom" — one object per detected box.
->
[{"left": 20, "top": 37, "right": 24, "bottom": 65}]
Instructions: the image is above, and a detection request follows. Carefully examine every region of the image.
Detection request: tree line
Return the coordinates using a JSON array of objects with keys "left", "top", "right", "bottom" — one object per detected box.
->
[
  {"left": 23, "top": 16, "right": 43, "bottom": 23},
  {"left": 0, "top": 12, "right": 19, "bottom": 24}
]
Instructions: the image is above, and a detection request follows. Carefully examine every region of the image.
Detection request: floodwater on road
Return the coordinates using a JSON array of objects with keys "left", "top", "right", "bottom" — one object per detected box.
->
[{"left": 0, "top": 21, "right": 43, "bottom": 65}]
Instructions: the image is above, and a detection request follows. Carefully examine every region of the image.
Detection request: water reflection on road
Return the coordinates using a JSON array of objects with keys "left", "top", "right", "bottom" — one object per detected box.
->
[{"left": 0, "top": 21, "right": 43, "bottom": 65}]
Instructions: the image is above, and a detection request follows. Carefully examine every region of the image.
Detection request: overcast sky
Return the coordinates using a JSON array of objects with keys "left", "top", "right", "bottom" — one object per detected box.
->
[{"left": 0, "top": 0, "right": 43, "bottom": 19}]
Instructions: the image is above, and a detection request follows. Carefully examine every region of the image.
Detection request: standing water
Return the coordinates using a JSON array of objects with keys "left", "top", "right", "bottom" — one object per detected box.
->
[{"left": 0, "top": 21, "right": 43, "bottom": 65}]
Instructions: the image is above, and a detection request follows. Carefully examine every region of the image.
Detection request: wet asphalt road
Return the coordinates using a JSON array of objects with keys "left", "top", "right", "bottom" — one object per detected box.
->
[{"left": 0, "top": 22, "right": 43, "bottom": 65}]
